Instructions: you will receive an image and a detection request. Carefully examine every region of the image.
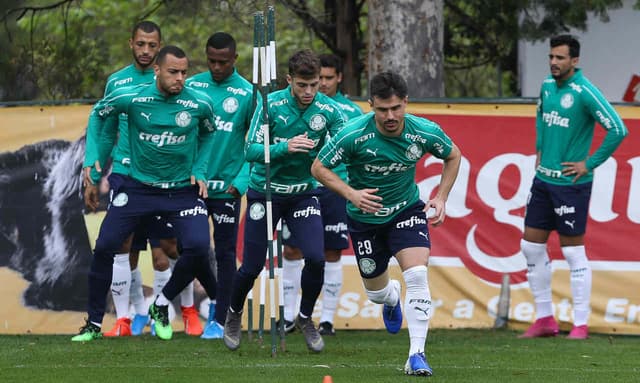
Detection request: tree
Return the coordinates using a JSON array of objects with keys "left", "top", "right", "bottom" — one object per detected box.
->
[{"left": 368, "top": 0, "right": 444, "bottom": 98}]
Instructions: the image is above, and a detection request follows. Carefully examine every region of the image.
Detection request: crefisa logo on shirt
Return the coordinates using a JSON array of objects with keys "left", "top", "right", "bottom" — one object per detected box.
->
[
  {"left": 175, "top": 111, "right": 192, "bottom": 127},
  {"left": 223, "top": 97, "right": 239, "bottom": 113},
  {"left": 560, "top": 93, "right": 574, "bottom": 108},
  {"left": 309, "top": 114, "right": 327, "bottom": 131}
]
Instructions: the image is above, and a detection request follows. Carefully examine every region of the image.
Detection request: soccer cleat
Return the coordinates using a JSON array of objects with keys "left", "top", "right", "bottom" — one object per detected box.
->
[
  {"left": 318, "top": 321, "right": 336, "bottom": 336},
  {"left": 131, "top": 314, "right": 149, "bottom": 336},
  {"left": 148, "top": 302, "right": 172, "bottom": 340},
  {"left": 295, "top": 314, "right": 324, "bottom": 353},
  {"left": 223, "top": 309, "right": 243, "bottom": 351},
  {"left": 276, "top": 319, "right": 296, "bottom": 334},
  {"left": 103, "top": 317, "right": 132, "bottom": 337},
  {"left": 566, "top": 325, "right": 589, "bottom": 339},
  {"left": 71, "top": 320, "right": 102, "bottom": 342},
  {"left": 519, "top": 315, "right": 559, "bottom": 338},
  {"left": 382, "top": 279, "right": 403, "bottom": 334},
  {"left": 201, "top": 321, "right": 224, "bottom": 339},
  {"left": 404, "top": 352, "right": 433, "bottom": 376},
  {"left": 181, "top": 305, "right": 203, "bottom": 336}
]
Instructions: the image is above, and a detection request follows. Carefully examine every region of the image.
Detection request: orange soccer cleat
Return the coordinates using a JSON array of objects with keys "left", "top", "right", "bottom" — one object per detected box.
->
[
  {"left": 181, "top": 305, "right": 203, "bottom": 336},
  {"left": 103, "top": 317, "right": 132, "bottom": 337}
]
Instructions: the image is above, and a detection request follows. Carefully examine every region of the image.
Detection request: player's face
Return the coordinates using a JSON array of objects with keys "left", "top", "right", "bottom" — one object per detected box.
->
[
  {"left": 154, "top": 54, "right": 188, "bottom": 96},
  {"left": 319, "top": 67, "right": 341, "bottom": 97},
  {"left": 130, "top": 29, "right": 161, "bottom": 70},
  {"left": 369, "top": 95, "right": 407, "bottom": 137},
  {"left": 287, "top": 74, "right": 320, "bottom": 108},
  {"left": 549, "top": 45, "right": 578, "bottom": 82},
  {"left": 206, "top": 46, "right": 237, "bottom": 83}
]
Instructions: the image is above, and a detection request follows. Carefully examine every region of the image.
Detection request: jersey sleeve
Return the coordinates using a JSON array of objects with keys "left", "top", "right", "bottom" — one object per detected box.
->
[
  {"left": 535, "top": 89, "right": 544, "bottom": 152},
  {"left": 317, "top": 130, "right": 348, "bottom": 169},
  {"left": 244, "top": 101, "right": 289, "bottom": 163},
  {"left": 581, "top": 85, "right": 628, "bottom": 170},
  {"left": 192, "top": 102, "right": 217, "bottom": 181},
  {"left": 83, "top": 91, "right": 127, "bottom": 173}
]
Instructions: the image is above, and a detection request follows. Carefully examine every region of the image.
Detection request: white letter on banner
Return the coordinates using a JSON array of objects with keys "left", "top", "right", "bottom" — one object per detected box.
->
[
  {"left": 465, "top": 153, "right": 535, "bottom": 273},
  {"left": 604, "top": 298, "right": 627, "bottom": 323},
  {"left": 627, "top": 157, "right": 640, "bottom": 223},
  {"left": 418, "top": 155, "right": 472, "bottom": 218},
  {"left": 590, "top": 157, "right": 617, "bottom": 222}
]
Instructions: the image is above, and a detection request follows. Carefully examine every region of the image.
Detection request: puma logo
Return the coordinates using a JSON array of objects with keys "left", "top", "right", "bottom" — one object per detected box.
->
[
  {"left": 366, "top": 148, "right": 378, "bottom": 157},
  {"left": 141, "top": 112, "right": 152, "bottom": 122},
  {"left": 111, "top": 288, "right": 124, "bottom": 296},
  {"left": 414, "top": 306, "right": 430, "bottom": 316},
  {"left": 325, "top": 288, "right": 339, "bottom": 297},
  {"left": 278, "top": 115, "right": 289, "bottom": 124},
  {"left": 564, "top": 220, "right": 575, "bottom": 229},
  {"left": 418, "top": 232, "right": 429, "bottom": 241},
  {"left": 225, "top": 201, "right": 236, "bottom": 210}
]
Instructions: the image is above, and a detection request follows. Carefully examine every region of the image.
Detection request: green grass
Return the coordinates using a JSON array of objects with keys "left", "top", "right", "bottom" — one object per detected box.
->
[{"left": 0, "top": 329, "right": 637, "bottom": 382}]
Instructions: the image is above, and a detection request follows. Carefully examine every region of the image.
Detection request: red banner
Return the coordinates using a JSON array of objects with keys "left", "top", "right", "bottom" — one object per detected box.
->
[{"left": 419, "top": 114, "right": 639, "bottom": 287}]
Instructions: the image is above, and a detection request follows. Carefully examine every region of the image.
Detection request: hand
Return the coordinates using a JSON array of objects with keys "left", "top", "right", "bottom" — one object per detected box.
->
[
  {"left": 561, "top": 160, "right": 587, "bottom": 183},
  {"left": 82, "top": 161, "right": 102, "bottom": 187},
  {"left": 225, "top": 185, "right": 241, "bottom": 199},
  {"left": 191, "top": 175, "right": 208, "bottom": 198},
  {"left": 287, "top": 132, "right": 316, "bottom": 153},
  {"left": 84, "top": 183, "right": 100, "bottom": 212},
  {"left": 348, "top": 188, "right": 383, "bottom": 214},
  {"left": 425, "top": 197, "right": 446, "bottom": 227}
]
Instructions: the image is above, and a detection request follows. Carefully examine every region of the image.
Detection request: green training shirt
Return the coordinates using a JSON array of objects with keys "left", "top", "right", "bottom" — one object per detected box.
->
[
  {"left": 328, "top": 91, "right": 363, "bottom": 182},
  {"left": 186, "top": 69, "right": 258, "bottom": 198},
  {"left": 318, "top": 113, "right": 454, "bottom": 224},
  {"left": 84, "top": 64, "right": 155, "bottom": 179},
  {"left": 246, "top": 86, "right": 345, "bottom": 195},
  {"left": 535, "top": 68, "right": 627, "bottom": 185},
  {"left": 86, "top": 82, "right": 216, "bottom": 188}
]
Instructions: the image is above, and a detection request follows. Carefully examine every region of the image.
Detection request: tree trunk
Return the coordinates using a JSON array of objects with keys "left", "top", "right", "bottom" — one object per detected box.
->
[
  {"left": 335, "top": 0, "right": 362, "bottom": 96},
  {"left": 368, "top": 0, "right": 444, "bottom": 98}
]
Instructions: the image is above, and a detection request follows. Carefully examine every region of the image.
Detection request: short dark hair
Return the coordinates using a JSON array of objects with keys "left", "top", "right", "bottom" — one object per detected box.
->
[
  {"left": 132, "top": 20, "right": 161, "bottom": 41},
  {"left": 288, "top": 49, "right": 321, "bottom": 78},
  {"left": 319, "top": 53, "right": 343, "bottom": 74},
  {"left": 206, "top": 32, "right": 236, "bottom": 52},
  {"left": 369, "top": 71, "right": 408, "bottom": 100},
  {"left": 157, "top": 45, "right": 187, "bottom": 65},
  {"left": 550, "top": 34, "right": 580, "bottom": 58}
]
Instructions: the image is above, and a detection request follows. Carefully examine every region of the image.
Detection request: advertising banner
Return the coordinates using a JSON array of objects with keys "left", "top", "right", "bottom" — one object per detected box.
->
[{"left": 0, "top": 103, "right": 638, "bottom": 334}]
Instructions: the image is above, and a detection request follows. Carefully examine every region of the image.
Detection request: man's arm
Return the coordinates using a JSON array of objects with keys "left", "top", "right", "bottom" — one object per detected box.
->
[
  {"left": 426, "top": 143, "right": 461, "bottom": 227},
  {"left": 311, "top": 158, "right": 382, "bottom": 214}
]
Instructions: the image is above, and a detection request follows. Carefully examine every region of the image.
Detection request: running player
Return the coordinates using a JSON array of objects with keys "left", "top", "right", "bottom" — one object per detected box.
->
[
  {"left": 280, "top": 53, "right": 363, "bottom": 335},
  {"left": 223, "top": 49, "right": 344, "bottom": 353},
  {"left": 311, "top": 71, "right": 462, "bottom": 375},
  {"left": 186, "top": 32, "right": 257, "bottom": 339},
  {"left": 72, "top": 45, "right": 217, "bottom": 342}
]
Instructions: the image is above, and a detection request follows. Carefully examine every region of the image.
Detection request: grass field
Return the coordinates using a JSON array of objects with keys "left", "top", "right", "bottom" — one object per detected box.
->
[{"left": 0, "top": 328, "right": 637, "bottom": 382}]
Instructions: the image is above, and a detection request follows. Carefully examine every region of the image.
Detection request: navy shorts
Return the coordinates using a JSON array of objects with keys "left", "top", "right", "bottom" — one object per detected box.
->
[
  {"left": 241, "top": 188, "right": 324, "bottom": 276},
  {"left": 348, "top": 201, "right": 430, "bottom": 279},
  {"left": 95, "top": 174, "right": 209, "bottom": 258},
  {"left": 130, "top": 215, "right": 175, "bottom": 251},
  {"left": 524, "top": 177, "right": 592, "bottom": 236},
  {"left": 282, "top": 186, "right": 349, "bottom": 250}
]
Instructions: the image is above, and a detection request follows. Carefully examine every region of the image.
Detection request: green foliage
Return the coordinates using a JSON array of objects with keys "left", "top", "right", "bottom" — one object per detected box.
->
[
  {"left": 2, "top": 0, "right": 324, "bottom": 100},
  {"left": 1, "top": 329, "right": 639, "bottom": 382}
]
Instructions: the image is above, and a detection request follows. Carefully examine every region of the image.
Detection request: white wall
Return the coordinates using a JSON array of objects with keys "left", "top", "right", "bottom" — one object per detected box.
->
[{"left": 519, "top": 0, "right": 640, "bottom": 101}]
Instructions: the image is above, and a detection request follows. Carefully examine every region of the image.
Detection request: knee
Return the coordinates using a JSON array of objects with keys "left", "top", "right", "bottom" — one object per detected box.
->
[{"left": 521, "top": 239, "right": 548, "bottom": 261}]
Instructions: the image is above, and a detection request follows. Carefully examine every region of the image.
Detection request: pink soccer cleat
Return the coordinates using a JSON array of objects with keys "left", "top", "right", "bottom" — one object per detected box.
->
[
  {"left": 519, "top": 315, "right": 559, "bottom": 338},
  {"left": 566, "top": 325, "right": 589, "bottom": 339}
]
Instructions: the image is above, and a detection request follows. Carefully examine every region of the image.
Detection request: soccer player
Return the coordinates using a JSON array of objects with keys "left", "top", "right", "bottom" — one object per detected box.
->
[
  {"left": 82, "top": 22, "right": 202, "bottom": 337},
  {"left": 185, "top": 32, "right": 257, "bottom": 339},
  {"left": 519, "top": 35, "right": 627, "bottom": 340},
  {"left": 223, "top": 49, "right": 344, "bottom": 353},
  {"left": 280, "top": 53, "right": 363, "bottom": 336},
  {"left": 72, "top": 45, "right": 218, "bottom": 342},
  {"left": 311, "top": 71, "right": 461, "bottom": 375}
]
